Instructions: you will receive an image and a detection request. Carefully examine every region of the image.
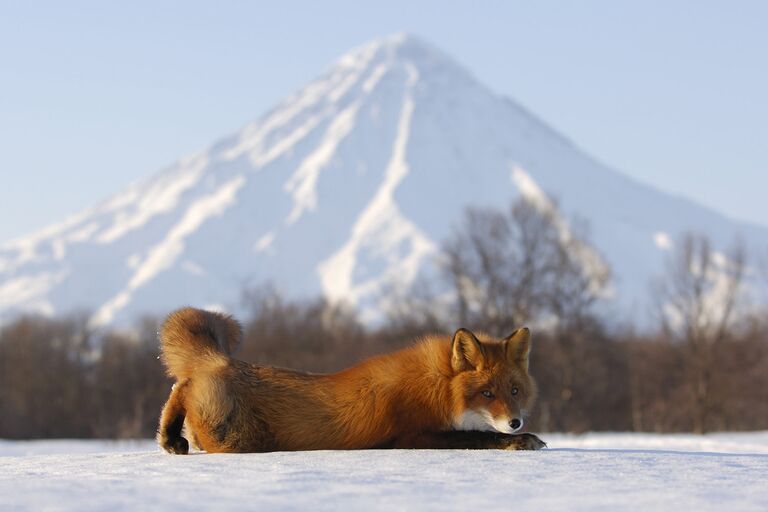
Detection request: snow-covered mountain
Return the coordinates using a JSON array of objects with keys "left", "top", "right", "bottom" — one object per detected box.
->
[{"left": 1, "top": 33, "right": 766, "bottom": 328}]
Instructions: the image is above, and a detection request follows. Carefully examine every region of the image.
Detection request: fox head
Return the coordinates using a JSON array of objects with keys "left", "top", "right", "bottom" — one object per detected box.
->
[{"left": 449, "top": 327, "right": 537, "bottom": 434}]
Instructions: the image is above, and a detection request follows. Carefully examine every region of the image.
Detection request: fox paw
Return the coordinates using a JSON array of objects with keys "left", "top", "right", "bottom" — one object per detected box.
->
[
  {"left": 504, "top": 433, "right": 546, "bottom": 451},
  {"left": 159, "top": 436, "right": 189, "bottom": 455}
]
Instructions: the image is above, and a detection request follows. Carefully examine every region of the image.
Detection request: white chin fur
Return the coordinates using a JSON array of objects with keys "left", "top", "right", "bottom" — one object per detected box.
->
[{"left": 453, "top": 410, "right": 513, "bottom": 434}]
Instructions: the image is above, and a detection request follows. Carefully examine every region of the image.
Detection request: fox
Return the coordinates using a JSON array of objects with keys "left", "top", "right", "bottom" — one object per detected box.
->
[{"left": 157, "top": 307, "right": 546, "bottom": 453}]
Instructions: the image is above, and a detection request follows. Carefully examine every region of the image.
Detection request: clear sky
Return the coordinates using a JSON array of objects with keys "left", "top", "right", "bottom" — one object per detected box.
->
[{"left": 1, "top": 0, "right": 766, "bottom": 244}]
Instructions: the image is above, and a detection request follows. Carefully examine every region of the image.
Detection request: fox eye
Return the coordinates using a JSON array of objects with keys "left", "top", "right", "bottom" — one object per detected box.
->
[
  {"left": 511, "top": 387, "right": 519, "bottom": 396},
  {"left": 481, "top": 390, "right": 494, "bottom": 399}
]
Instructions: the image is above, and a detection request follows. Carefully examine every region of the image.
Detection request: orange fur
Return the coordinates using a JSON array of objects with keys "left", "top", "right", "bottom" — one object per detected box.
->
[{"left": 157, "top": 307, "right": 544, "bottom": 453}]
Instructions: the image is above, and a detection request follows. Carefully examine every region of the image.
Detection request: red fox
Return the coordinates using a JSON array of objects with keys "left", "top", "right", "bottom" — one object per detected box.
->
[{"left": 157, "top": 307, "right": 545, "bottom": 453}]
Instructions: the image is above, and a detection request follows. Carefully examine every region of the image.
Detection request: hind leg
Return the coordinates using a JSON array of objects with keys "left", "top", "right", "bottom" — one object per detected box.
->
[{"left": 157, "top": 379, "right": 190, "bottom": 454}]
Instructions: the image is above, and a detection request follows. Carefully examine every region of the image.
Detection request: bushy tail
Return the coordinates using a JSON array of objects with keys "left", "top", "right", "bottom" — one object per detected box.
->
[{"left": 159, "top": 307, "right": 242, "bottom": 380}]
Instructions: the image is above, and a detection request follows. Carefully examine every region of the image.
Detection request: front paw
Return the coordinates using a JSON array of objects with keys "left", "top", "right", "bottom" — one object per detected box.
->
[
  {"left": 504, "top": 433, "right": 546, "bottom": 451},
  {"left": 159, "top": 435, "right": 189, "bottom": 455}
]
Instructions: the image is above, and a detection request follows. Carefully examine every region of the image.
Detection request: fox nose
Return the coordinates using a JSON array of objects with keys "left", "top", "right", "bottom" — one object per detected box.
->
[{"left": 510, "top": 418, "right": 523, "bottom": 431}]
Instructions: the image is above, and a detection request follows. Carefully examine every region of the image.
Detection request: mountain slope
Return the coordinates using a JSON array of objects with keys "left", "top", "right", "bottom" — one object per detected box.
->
[{"left": 1, "top": 33, "right": 766, "bottom": 328}]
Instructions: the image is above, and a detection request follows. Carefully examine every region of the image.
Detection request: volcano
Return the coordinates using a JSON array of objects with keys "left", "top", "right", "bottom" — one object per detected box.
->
[{"left": 1, "top": 34, "right": 765, "bottom": 328}]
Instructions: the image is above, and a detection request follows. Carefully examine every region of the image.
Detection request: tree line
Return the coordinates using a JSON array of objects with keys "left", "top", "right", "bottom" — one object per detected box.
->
[{"left": 0, "top": 198, "right": 766, "bottom": 438}]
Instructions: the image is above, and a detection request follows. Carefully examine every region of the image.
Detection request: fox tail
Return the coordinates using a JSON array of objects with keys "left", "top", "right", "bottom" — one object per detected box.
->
[{"left": 158, "top": 307, "right": 242, "bottom": 380}]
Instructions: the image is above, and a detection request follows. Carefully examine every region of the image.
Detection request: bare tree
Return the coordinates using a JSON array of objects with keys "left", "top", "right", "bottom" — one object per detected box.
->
[
  {"left": 0, "top": 314, "right": 92, "bottom": 438},
  {"left": 380, "top": 277, "right": 448, "bottom": 338},
  {"left": 759, "top": 247, "right": 768, "bottom": 304},
  {"left": 443, "top": 197, "right": 609, "bottom": 334},
  {"left": 90, "top": 316, "right": 170, "bottom": 438},
  {"left": 655, "top": 233, "right": 747, "bottom": 433},
  {"left": 240, "top": 286, "right": 370, "bottom": 372}
]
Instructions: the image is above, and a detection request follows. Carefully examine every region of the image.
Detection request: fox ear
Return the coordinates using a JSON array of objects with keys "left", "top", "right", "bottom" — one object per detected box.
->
[
  {"left": 504, "top": 327, "right": 531, "bottom": 371},
  {"left": 451, "top": 328, "right": 485, "bottom": 372}
]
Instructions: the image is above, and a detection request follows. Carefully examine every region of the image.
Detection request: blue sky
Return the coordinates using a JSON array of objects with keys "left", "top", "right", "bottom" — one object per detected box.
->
[{"left": 1, "top": 0, "right": 766, "bottom": 244}]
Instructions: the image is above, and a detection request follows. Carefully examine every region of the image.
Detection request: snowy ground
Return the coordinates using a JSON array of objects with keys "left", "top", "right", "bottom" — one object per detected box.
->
[{"left": 1, "top": 432, "right": 767, "bottom": 511}]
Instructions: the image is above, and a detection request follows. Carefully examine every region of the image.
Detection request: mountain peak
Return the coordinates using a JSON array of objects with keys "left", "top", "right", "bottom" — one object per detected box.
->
[
  {"left": 343, "top": 32, "right": 438, "bottom": 60},
  {"left": 331, "top": 33, "right": 476, "bottom": 86}
]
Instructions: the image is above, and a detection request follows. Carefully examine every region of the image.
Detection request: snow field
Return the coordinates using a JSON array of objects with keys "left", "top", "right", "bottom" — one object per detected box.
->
[{"left": 1, "top": 432, "right": 767, "bottom": 512}]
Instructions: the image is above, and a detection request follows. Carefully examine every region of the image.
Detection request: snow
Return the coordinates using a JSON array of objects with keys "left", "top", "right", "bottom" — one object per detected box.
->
[
  {"left": 96, "top": 154, "right": 208, "bottom": 244},
  {"left": 1, "top": 433, "right": 767, "bottom": 511},
  {"left": 181, "top": 261, "right": 206, "bottom": 277},
  {"left": 254, "top": 232, "right": 275, "bottom": 253},
  {"left": 285, "top": 101, "right": 361, "bottom": 224},
  {"left": 363, "top": 63, "right": 390, "bottom": 92},
  {"left": 250, "top": 113, "right": 325, "bottom": 169},
  {"left": 654, "top": 231, "right": 673, "bottom": 250},
  {"left": 0, "top": 271, "right": 66, "bottom": 315},
  {"left": 90, "top": 175, "right": 246, "bottom": 327},
  {"left": 317, "top": 61, "right": 436, "bottom": 317},
  {"left": 125, "top": 175, "right": 246, "bottom": 290}
]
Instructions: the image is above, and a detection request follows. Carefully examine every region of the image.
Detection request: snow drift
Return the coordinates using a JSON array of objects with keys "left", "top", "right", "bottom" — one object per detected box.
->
[{"left": 1, "top": 433, "right": 767, "bottom": 511}]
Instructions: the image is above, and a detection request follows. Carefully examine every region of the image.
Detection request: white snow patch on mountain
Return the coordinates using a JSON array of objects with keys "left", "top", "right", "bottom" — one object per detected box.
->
[
  {"left": 181, "top": 260, "right": 206, "bottom": 277},
  {"left": 96, "top": 154, "right": 208, "bottom": 244},
  {"left": 254, "top": 232, "right": 276, "bottom": 253},
  {"left": 285, "top": 101, "right": 361, "bottom": 224},
  {"left": 363, "top": 63, "right": 390, "bottom": 92},
  {"left": 318, "top": 63, "right": 436, "bottom": 317},
  {"left": 0, "top": 271, "right": 66, "bottom": 314},
  {"left": 654, "top": 231, "right": 673, "bottom": 250},
  {"left": 90, "top": 175, "right": 245, "bottom": 327}
]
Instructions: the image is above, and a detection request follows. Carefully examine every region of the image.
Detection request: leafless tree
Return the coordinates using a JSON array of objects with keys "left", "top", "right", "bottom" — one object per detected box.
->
[
  {"left": 90, "top": 316, "right": 170, "bottom": 438},
  {"left": 380, "top": 277, "right": 448, "bottom": 339},
  {"left": 443, "top": 197, "right": 609, "bottom": 335},
  {"left": 0, "top": 314, "right": 92, "bottom": 438},
  {"left": 240, "top": 286, "right": 371, "bottom": 372},
  {"left": 759, "top": 247, "right": 768, "bottom": 303},
  {"left": 654, "top": 232, "right": 747, "bottom": 433}
]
